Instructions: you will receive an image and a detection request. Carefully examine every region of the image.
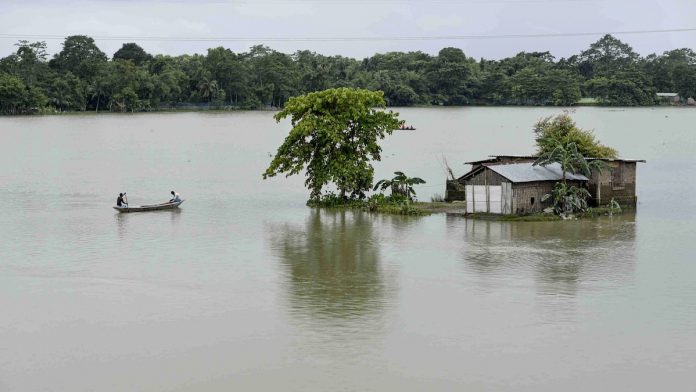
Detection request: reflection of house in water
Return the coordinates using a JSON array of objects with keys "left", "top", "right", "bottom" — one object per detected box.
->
[
  {"left": 453, "top": 216, "right": 637, "bottom": 298},
  {"left": 446, "top": 155, "right": 645, "bottom": 214},
  {"left": 268, "top": 210, "right": 391, "bottom": 322}
]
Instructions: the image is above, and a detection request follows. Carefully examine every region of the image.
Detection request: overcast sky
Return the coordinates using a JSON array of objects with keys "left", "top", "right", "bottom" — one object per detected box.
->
[{"left": 1, "top": 0, "right": 695, "bottom": 60}]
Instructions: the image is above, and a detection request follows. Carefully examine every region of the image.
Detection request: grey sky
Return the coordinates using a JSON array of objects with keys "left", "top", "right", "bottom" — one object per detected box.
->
[{"left": 1, "top": 0, "right": 695, "bottom": 60}]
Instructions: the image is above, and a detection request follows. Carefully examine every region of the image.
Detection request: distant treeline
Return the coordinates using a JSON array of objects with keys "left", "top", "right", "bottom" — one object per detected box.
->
[{"left": 1, "top": 34, "right": 695, "bottom": 114}]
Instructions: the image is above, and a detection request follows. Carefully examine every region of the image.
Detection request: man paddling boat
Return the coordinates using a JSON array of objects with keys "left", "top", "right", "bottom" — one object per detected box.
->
[{"left": 116, "top": 192, "right": 128, "bottom": 207}]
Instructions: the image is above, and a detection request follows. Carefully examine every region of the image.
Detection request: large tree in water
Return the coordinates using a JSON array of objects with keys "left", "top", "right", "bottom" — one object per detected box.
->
[{"left": 263, "top": 88, "right": 402, "bottom": 201}]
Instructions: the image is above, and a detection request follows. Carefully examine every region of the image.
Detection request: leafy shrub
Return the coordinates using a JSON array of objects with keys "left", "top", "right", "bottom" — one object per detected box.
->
[{"left": 542, "top": 182, "right": 591, "bottom": 216}]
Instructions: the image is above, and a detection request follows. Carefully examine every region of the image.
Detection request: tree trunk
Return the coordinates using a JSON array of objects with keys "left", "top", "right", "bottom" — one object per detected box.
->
[{"left": 310, "top": 188, "right": 321, "bottom": 202}]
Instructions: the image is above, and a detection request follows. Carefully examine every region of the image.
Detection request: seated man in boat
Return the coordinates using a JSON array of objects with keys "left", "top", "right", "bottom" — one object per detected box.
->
[
  {"left": 116, "top": 193, "right": 128, "bottom": 207},
  {"left": 169, "top": 190, "right": 181, "bottom": 203}
]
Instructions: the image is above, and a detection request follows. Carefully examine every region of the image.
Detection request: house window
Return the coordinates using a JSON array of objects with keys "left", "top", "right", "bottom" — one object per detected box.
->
[{"left": 531, "top": 197, "right": 535, "bottom": 206}]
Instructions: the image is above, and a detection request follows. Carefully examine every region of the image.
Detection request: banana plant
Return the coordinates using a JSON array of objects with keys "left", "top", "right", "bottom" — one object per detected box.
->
[
  {"left": 534, "top": 141, "right": 606, "bottom": 183},
  {"left": 373, "top": 171, "right": 426, "bottom": 201},
  {"left": 542, "top": 182, "right": 592, "bottom": 216}
]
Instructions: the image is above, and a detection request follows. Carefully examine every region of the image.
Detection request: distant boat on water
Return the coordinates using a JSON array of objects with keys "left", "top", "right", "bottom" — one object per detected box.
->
[{"left": 113, "top": 200, "right": 185, "bottom": 213}]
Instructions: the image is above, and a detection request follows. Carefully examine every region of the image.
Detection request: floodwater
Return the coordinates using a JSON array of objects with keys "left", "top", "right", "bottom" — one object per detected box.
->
[{"left": 0, "top": 107, "right": 695, "bottom": 391}]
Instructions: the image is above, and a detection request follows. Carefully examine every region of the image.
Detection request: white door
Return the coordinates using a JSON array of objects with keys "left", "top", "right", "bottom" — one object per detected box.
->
[
  {"left": 473, "top": 186, "right": 487, "bottom": 213},
  {"left": 465, "top": 185, "right": 473, "bottom": 213},
  {"left": 489, "top": 185, "right": 502, "bottom": 214}
]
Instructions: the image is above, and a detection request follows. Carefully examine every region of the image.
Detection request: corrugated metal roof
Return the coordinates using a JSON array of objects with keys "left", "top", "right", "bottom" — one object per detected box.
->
[
  {"left": 465, "top": 155, "right": 646, "bottom": 165},
  {"left": 464, "top": 155, "right": 537, "bottom": 165},
  {"left": 587, "top": 158, "right": 646, "bottom": 163},
  {"left": 464, "top": 158, "right": 498, "bottom": 165},
  {"left": 488, "top": 155, "right": 537, "bottom": 159},
  {"left": 457, "top": 166, "right": 484, "bottom": 181},
  {"left": 487, "top": 162, "right": 589, "bottom": 183}
]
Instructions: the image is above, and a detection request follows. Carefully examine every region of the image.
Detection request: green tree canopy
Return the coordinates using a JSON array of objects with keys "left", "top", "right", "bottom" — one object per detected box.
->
[
  {"left": 13, "top": 41, "right": 50, "bottom": 86},
  {"left": 0, "top": 72, "right": 28, "bottom": 114},
  {"left": 578, "top": 34, "right": 639, "bottom": 79},
  {"left": 263, "top": 88, "right": 401, "bottom": 200},
  {"left": 50, "top": 35, "right": 107, "bottom": 81},
  {"left": 534, "top": 113, "right": 618, "bottom": 158},
  {"left": 197, "top": 77, "right": 219, "bottom": 103},
  {"left": 426, "top": 47, "right": 479, "bottom": 105},
  {"left": 113, "top": 43, "right": 152, "bottom": 66}
]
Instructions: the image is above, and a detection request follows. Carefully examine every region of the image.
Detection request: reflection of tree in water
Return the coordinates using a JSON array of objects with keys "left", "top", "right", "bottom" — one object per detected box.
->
[
  {"left": 269, "top": 209, "right": 388, "bottom": 322},
  {"left": 456, "top": 215, "right": 637, "bottom": 297}
]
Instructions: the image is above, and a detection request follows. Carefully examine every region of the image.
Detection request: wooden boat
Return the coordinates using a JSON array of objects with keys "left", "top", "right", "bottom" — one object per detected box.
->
[{"left": 113, "top": 200, "right": 185, "bottom": 213}]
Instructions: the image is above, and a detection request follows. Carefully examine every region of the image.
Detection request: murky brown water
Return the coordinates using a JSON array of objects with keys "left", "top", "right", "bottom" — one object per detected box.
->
[{"left": 1, "top": 108, "right": 695, "bottom": 391}]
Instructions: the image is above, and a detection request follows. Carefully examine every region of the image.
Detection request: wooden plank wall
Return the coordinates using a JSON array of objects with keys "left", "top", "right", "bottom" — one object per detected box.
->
[
  {"left": 466, "top": 169, "right": 507, "bottom": 186},
  {"left": 588, "top": 162, "right": 638, "bottom": 206}
]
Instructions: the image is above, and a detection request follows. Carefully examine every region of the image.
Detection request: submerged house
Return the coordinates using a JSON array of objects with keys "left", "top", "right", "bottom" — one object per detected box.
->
[
  {"left": 585, "top": 157, "right": 645, "bottom": 206},
  {"left": 457, "top": 162, "right": 588, "bottom": 215},
  {"left": 446, "top": 155, "right": 645, "bottom": 214}
]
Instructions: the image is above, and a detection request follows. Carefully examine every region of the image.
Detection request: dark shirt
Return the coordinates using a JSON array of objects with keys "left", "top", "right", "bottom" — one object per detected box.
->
[{"left": 117, "top": 196, "right": 125, "bottom": 206}]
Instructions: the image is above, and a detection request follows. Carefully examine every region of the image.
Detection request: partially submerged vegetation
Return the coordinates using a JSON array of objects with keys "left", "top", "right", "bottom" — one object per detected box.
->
[
  {"left": 307, "top": 172, "right": 441, "bottom": 216},
  {"left": 307, "top": 197, "right": 625, "bottom": 220},
  {"left": 308, "top": 193, "right": 430, "bottom": 216},
  {"left": 466, "top": 198, "right": 624, "bottom": 221},
  {"left": 466, "top": 205, "right": 626, "bottom": 222}
]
